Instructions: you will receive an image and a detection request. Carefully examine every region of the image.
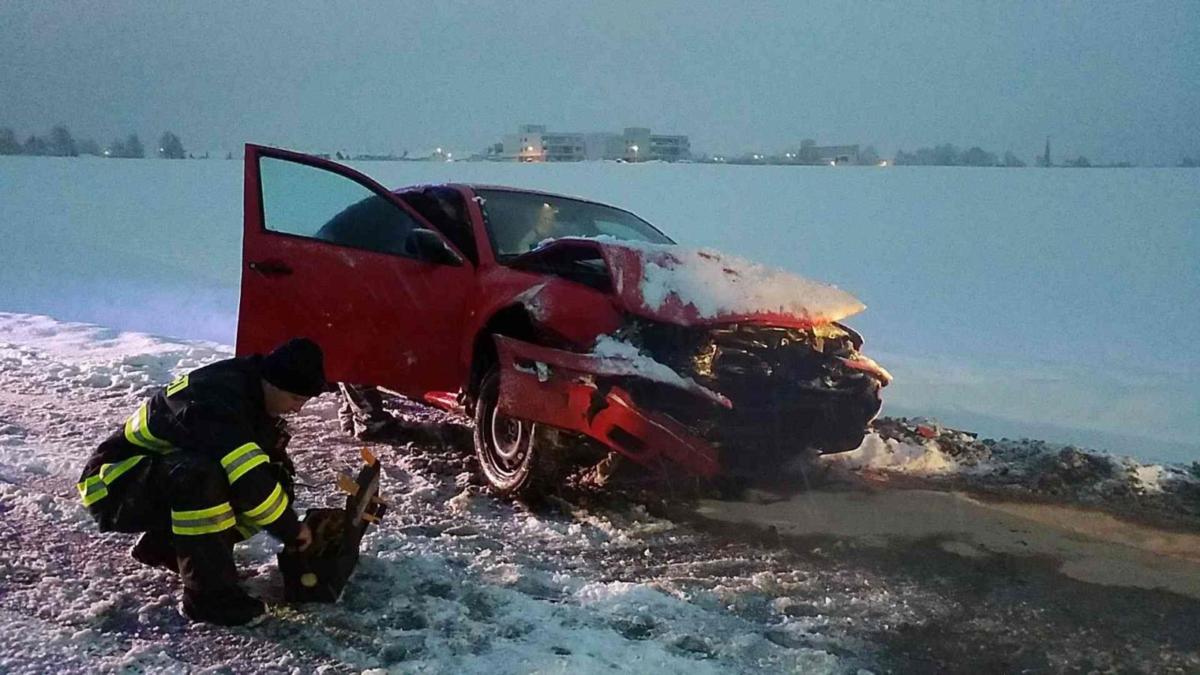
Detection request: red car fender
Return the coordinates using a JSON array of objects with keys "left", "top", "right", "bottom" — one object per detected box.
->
[
  {"left": 493, "top": 335, "right": 722, "bottom": 477},
  {"left": 459, "top": 266, "right": 625, "bottom": 370}
]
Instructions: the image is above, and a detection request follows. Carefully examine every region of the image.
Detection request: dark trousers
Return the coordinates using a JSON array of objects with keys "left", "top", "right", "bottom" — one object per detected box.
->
[{"left": 88, "top": 450, "right": 241, "bottom": 594}]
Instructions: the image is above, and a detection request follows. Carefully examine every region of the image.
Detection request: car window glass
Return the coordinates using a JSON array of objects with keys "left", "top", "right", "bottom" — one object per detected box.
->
[
  {"left": 593, "top": 218, "right": 650, "bottom": 241},
  {"left": 477, "top": 189, "right": 673, "bottom": 258},
  {"left": 259, "top": 156, "right": 419, "bottom": 257},
  {"left": 399, "top": 187, "right": 478, "bottom": 265}
]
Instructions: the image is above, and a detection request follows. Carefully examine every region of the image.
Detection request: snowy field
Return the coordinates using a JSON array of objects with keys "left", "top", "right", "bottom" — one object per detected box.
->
[
  {"left": 2, "top": 313, "right": 1198, "bottom": 673},
  {"left": 2, "top": 157, "right": 1196, "bottom": 463}
]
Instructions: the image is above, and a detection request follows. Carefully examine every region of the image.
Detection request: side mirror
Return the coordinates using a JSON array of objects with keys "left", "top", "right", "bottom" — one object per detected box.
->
[{"left": 405, "top": 228, "right": 463, "bottom": 266}]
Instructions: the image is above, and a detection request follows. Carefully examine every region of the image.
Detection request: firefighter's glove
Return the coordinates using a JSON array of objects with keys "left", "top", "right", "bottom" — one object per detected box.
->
[
  {"left": 294, "top": 523, "right": 313, "bottom": 552},
  {"left": 271, "top": 419, "right": 292, "bottom": 455}
]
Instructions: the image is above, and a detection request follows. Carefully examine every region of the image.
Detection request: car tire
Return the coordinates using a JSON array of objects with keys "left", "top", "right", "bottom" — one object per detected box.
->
[{"left": 473, "top": 367, "right": 558, "bottom": 499}]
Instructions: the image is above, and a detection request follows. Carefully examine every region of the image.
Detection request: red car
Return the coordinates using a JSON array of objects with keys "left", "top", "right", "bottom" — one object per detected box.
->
[{"left": 237, "top": 145, "right": 891, "bottom": 495}]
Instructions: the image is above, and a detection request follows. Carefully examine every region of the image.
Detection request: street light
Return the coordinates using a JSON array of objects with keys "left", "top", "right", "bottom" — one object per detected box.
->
[{"left": 630, "top": 144, "right": 639, "bottom": 161}]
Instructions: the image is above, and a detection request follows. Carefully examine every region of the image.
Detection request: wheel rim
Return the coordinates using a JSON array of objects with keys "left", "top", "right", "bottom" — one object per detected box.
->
[{"left": 487, "top": 406, "right": 529, "bottom": 477}]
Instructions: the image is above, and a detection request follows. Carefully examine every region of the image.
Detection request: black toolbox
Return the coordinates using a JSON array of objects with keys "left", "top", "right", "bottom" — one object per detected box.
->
[{"left": 277, "top": 452, "right": 387, "bottom": 603}]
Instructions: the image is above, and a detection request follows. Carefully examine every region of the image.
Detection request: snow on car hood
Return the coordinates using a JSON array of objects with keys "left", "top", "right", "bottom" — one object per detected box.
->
[{"left": 527, "top": 237, "right": 866, "bottom": 328}]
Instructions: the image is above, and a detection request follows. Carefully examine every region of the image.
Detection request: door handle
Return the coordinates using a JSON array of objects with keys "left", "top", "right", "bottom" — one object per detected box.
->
[{"left": 248, "top": 260, "right": 294, "bottom": 277}]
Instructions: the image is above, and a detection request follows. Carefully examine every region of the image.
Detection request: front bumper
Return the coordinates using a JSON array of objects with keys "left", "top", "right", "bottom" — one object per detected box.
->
[{"left": 494, "top": 336, "right": 722, "bottom": 477}]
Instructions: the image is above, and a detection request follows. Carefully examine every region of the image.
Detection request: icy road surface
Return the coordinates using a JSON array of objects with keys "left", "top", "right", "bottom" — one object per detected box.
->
[{"left": 1, "top": 312, "right": 1198, "bottom": 673}]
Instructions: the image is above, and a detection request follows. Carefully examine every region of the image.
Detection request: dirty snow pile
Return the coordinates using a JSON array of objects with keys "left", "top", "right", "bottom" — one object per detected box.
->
[
  {"left": 0, "top": 312, "right": 850, "bottom": 674},
  {"left": 598, "top": 238, "right": 866, "bottom": 324},
  {"left": 823, "top": 416, "right": 1200, "bottom": 527}
]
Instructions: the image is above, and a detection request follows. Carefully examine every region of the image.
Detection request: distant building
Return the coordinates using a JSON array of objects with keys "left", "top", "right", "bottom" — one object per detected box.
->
[
  {"left": 501, "top": 125, "right": 586, "bottom": 162},
  {"left": 810, "top": 144, "right": 860, "bottom": 165},
  {"left": 584, "top": 133, "right": 626, "bottom": 161},
  {"left": 500, "top": 124, "right": 690, "bottom": 162}
]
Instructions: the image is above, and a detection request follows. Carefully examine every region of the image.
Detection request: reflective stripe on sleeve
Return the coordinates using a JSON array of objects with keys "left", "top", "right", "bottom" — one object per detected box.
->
[
  {"left": 219, "top": 442, "right": 268, "bottom": 484},
  {"left": 77, "top": 476, "right": 108, "bottom": 507},
  {"left": 171, "top": 502, "right": 236, "bottom": 536},
  {"left": 240, "top": 482, "right": 289, "bottom": 527},
  {"left": 166, "top": 374, "right": 189, "bottom": 397},
  {"left": 76, "top": 454, "right": 147, "bottom": 507},
  {"left": 123, "top": 403, "right": 174, "bottom": 452}
]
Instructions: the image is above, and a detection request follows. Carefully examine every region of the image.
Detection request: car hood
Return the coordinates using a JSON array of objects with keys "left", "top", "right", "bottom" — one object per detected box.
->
[{"left": 512, "top": 237, "right": 866, "bottom": 329}]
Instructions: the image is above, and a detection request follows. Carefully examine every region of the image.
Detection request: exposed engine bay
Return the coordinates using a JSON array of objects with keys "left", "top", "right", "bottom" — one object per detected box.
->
[{"left": 609, "top": 320, "right": 887, "bottom": 474}]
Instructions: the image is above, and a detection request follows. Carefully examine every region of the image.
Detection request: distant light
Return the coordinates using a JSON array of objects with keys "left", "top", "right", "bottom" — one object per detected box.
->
[
  {"left": 879, "top": 160, "right": 888, "bottom": 167},
  {"left": 446, "top": 152, "right": 452, "bottom": 159},
  {"left": 630, "top": 145, "right": 639, "bottom": 152},
  {"left": 159, "top": 147, "right": 164, "bottom": 152},
  {"left": 829, "top": 160, "right": 836, "bottom": 166},
  {"left": 436, "top": 147, "right": 442, "bottom": 154},
  {"left": 103, "top": 150, "right": 110, "bottom": 156},
  {"left": 526, "top": 146, "right": 534, "bottom": 152}
]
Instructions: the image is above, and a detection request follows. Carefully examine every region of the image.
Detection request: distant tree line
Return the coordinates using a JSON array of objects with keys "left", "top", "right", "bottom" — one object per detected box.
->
[
  {"left": 0, "top": 125, "right": 187, "bottom": 159},
  {"left": 893, "top": 144, "right": 1027, "bottom": 167}
]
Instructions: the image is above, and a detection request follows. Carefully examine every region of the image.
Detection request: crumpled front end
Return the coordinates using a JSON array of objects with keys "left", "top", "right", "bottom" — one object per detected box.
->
[
  {"left": 620, "top": 319, "right": 889, "bottom": 473},
  {"left": 493, "top": 335, "right": 722, "bottom": 477},
  {"left": 492, "top": 315, "right": 890, "bottom": 478}
]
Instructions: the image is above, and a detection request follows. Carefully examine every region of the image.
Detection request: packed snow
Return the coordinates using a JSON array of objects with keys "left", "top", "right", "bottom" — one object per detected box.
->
[{"left": 0, "top": 313, "right": 852, "bottom": 673}]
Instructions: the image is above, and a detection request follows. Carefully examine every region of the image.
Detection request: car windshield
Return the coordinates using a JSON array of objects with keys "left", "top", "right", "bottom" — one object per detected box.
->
[{"left": 477, "top": 189, "right": 673, "bottom": 258}]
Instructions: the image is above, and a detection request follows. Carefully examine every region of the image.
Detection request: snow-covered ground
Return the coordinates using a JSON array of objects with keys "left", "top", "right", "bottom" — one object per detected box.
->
[
  {"left": 2, "top": 157, "right": 1197, "bottom": 463},
  {"left": 2, "top": 312, "right": 1199, "bottom": 673}
]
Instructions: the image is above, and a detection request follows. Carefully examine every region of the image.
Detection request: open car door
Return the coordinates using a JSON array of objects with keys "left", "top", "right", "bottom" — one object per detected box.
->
[{"left": 237, "top": 144, "right": 474, "bottom": 396}]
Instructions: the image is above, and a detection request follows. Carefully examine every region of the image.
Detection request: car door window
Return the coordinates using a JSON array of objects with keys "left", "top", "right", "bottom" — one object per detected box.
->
[{"left": 259, "top": 156, "right": 419, "bottom": 257}]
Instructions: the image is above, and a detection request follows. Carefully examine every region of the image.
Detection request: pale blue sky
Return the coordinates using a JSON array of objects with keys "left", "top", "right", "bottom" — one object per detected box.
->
[{"left": 2, "top": 1, "right": 1197, "bottom": 163}]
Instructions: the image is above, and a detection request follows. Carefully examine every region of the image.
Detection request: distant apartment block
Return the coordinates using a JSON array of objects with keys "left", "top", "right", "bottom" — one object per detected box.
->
[
  {"left": 502, "top": 125, "right": 586, "bottom": 162},
  {"left": 794, "top": 144, "right": 860, "bottom": 165},
  {"left": 501, "top": 125, "right": 690, "bottom": 162}
]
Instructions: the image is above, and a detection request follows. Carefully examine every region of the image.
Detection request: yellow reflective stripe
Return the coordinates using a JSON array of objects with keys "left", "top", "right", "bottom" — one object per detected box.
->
[
  {"left": 220, "top": 443, "right": 268, "bottom": 484},
  {"left": 136, "top": 403, "right": 171, "bottom": 448},
  {"left": 228, "top": 453, "right": 268, "bottom": 484},
  {"left": 99, "top": 454, "right": 146, "bottom": 484},
  {"left": 166, "top": 374, "right": 189, "bottom": 397},
  {"left": 171, "top": 502, "right": 236, "bottom": 536},
  {"left": 123, "top": 403, "right": 172, "bottom": 452},
  {"left": 241, "top": 482, "right": 288, "bottom": 527},
  {"left": 77, "top": 476, "right": 108, "bottom": 506},
  {"left": 76, "top": 455, "right": 146, "bottom": 507}
]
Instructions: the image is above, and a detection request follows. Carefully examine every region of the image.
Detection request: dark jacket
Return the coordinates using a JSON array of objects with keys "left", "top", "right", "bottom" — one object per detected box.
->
[{"left": 80, "top": 355, "right": 302, "bottom": 543}]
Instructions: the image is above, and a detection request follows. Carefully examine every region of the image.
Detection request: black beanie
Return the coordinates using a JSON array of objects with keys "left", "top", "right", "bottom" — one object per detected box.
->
[{"left": 262, "top": 337, "right": 327, "bottom": 397}]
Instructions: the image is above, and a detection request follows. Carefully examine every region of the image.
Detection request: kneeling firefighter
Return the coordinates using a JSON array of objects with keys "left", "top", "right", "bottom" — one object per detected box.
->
[{"left": 77, "top": 337, "right": 328, "bottom": 626}]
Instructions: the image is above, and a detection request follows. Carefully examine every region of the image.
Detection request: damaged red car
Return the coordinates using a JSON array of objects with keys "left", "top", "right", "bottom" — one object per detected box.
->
[{"left": 236, "top": 144, "right": 891, "bottom": 496}]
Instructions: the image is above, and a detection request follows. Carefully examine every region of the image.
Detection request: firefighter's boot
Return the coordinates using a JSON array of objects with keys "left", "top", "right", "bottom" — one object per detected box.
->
[{"left": 181, "top": 585, "right": 266, "bottom": 627}]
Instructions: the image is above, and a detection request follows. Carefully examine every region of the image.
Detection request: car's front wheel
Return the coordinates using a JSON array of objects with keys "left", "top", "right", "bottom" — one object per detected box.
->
[{"left": 473, "top": 367, "right": 558, "bottom": 498}]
